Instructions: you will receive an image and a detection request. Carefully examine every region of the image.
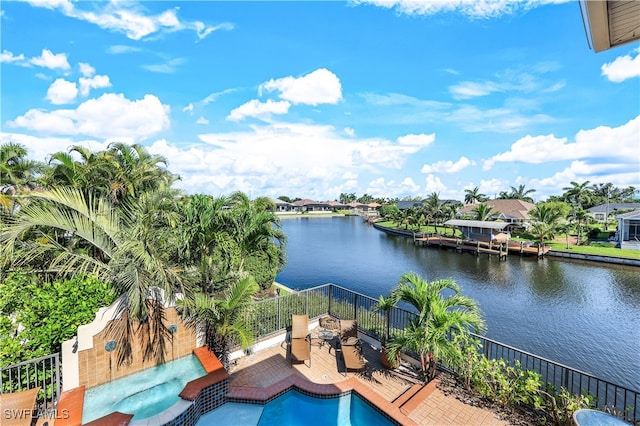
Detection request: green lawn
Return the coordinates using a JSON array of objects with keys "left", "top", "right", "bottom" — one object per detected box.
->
[{"left": 546, "top": 242, "right": 640, "bottom": 259}]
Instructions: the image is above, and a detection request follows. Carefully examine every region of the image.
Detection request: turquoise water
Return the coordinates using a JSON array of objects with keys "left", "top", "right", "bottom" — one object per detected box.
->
[
  {"left": 82, "top": 355, "right": 206, "bottom": 423},
  {"left": 196, "top": 390, "right": 395, "bottom": 426}
]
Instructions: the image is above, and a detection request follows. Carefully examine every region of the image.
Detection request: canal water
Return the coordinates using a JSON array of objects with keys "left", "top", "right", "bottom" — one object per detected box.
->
[{"left": 275, "top": 216, "right": 640, "bottom": 391}]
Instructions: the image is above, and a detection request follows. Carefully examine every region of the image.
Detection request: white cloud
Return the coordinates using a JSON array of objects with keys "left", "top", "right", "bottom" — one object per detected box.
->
[
  {"left": 183, "top": 103, "right": 194, "bottom": 113},
  {"left": 352, "top": 0, "right": 570, "bottom": 19},
  {"left": 145, "top": 122, "right": 428, "bottom": 197},
  {"left": 424, "top": 174, "right": 447, "bottom": 193},
  {"left": 259, "top": 68, "right": 342, "bottom": 106},
  {"left": 30, "top": 49, "right": 70, "bottom": 70},
  {"left": 449, "top": 81, "right": 501, "bottom": 99},
  {"left": 106, "top": 45, "right": 142, "bottom": 54},
  {"left": 79, "top": 63, "right": 95, "bottom": 77},
  {"left": 25, "top": 1, "right": 233, "bottom": 40},
  {"left": 46, "top": 78, "right": 78, "bottom": 104},
  {"left": 0, "top": 49, "right": 25, "bottom": 63},
  {"left": 344, "top": 127, "right": 355, "bottom": 137},
  {"left": 446, "top": 104, "right": 556, "bottom": 133},
  {"left": 0, "top": 132, "right": 109, "bottom": 164},
  {"left": 421, "top": 156, "right": 473, "bottom": 173},
  {"left": 601, "top": 48, "right": 640, "bottom": 83},
  {"left": 396, "top": 133, "right": 435, "bottom": 149},
  {"left": 227, "top": 99, "right": 291, "bottom": 122},
  {"left": 483, "top": 115, "right": 640, "bottom": 170},
  {"left": 196, "top": 116, "right": 209, "bottom": 125},
  {"left": 79, "top": 75, "right": 111, "bottom": 96},
  {"left": 366, "top": 176, "right": 421, "bottom": 198},
  {"left": 7, "top": 93, "right": 170, "bottom": 139},
  {"left": 142, "top": 58, "right": 186, "bottom": 74}
]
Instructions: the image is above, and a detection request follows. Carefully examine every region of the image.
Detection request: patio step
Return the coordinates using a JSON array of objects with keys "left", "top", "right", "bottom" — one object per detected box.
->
[
  {"left": 398, "top": 379, "right": 439, "bottom": 414},
  {"left": 391, "top": 384, "right": 422, "bottom": 407}
]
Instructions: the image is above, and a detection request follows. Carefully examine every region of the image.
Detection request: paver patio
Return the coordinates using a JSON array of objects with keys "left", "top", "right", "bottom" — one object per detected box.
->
[{"left": 227, "top": 327, "right": 508, "bottom": 426}]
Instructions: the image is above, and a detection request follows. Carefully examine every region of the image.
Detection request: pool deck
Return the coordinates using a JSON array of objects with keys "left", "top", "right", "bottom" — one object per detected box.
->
[{"left": 228, "top": 328, "right": 507, "bottom": 426}]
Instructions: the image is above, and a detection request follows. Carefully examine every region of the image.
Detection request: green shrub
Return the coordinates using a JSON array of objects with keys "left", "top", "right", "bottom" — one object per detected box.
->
[{"left": 0, "top": 272, "right": 115, "bottom": 367}]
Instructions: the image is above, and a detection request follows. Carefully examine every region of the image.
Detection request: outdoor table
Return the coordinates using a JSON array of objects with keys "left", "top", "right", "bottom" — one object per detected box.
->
[
  {"left": 573, "top": 409, "right": 629, "bottom": 426},
  {"left": 317, "top": 329, "right": 334, "bottom": 349}
]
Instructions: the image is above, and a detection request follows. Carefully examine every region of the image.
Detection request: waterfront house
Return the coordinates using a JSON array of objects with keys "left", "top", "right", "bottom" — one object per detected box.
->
[
  {"left": 457, "top": 199, "right": 534, "bottom": 228},
  {"left": 587, "top": 203, "right": 640, "bottom": 224},
  {"left": 615, "top": 210, "right": 640, "bottom": 250},
  {"left": 293, "top": 199, "right": 332, "bottom": 212}
]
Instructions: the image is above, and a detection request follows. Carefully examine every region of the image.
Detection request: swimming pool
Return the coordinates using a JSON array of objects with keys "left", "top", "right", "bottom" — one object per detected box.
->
[
  {"left": 196, "top": 389, "right": 396, "bottom": 426},
  {"left": 82, "top": 355, "right": 206, "bottom": 423}
]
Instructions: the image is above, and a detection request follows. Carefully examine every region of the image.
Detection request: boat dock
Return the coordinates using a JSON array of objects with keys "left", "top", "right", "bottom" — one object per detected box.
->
[{"left": 413, "top": 235, "right": 551, "bottom": 260}]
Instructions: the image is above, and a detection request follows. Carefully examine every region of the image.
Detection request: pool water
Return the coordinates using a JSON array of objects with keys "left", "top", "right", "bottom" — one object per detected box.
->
[
  {"left": 196, "top": 390, "right": 395, "bottom": 426},
  {"left": 82, "top": 355, "right": 206, "bottom": 423}
]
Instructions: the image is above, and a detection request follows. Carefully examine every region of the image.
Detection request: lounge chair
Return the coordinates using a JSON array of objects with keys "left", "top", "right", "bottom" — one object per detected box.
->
[
  {"left": 290, "top": 314, "right": 311, "bottom": 367},
  {"left": 338, "top": 319, "right": 358, "bottom": 345},
  {"left": 0, "top": 387, "right": 40, "bottom": 426},
  {"left": 341, "top": 342, "right": 366, "bottom": 376}
]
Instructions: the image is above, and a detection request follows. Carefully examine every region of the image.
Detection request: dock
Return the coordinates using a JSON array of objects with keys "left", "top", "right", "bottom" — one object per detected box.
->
[{"left": 413, "top": 235, "right": 551, "bottom": 259}]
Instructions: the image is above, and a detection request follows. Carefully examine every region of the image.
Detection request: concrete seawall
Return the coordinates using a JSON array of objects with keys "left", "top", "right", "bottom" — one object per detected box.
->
[{"left": 373, "top": 223, "right": 640, "bottom": 268}]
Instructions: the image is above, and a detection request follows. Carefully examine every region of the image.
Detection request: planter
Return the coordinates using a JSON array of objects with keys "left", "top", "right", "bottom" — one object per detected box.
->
[{"left": 380, "top": 346, "right": 400, "bottom": 369}]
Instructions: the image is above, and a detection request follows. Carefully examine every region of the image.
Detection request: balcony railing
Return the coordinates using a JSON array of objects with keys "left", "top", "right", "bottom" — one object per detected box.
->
[
  {"left": 1, "top": 352, "right": 60, "bottom": 411},
  {"left": 248, "top": 283, "right": 639, "bottom": 422}
]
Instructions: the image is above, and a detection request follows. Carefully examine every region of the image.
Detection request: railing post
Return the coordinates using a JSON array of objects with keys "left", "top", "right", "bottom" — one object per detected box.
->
[
  {"left": 328, "top": 284, "right": 333, "bottom": 317},
  {"left": 55, "top": 352, "right": 60, "bottom": 407},
  {"left": 306, "top": 290, "right": 309, "bottom": 316},
  {"left": 277, "top": 297, "right": 282, "bottom": 331},
  {"left": 354, "top": 293, "right": 359, "bottom": 322}
]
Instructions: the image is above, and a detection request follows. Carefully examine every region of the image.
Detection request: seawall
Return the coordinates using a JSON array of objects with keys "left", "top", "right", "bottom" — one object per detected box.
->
[{"left": 372, "top": 223, "right": 640, "bottom": 268}]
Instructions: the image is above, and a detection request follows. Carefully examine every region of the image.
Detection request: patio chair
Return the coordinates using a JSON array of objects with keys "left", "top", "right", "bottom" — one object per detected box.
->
[
  {"left": 338, "top": 319, "right": 359, "bottom": 346},
  {"left": 0, "top": 387, "right": 41, "bottom": 426},
  {"left": 290, "top": 314, "right": 311, "bottom": 367},
  {"left": 341, "top": 342, "right": 366, "bottom": 376}
]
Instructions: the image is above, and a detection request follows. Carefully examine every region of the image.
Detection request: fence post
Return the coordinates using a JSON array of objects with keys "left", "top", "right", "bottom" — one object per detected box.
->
[
  {"left": 306, "top": 290, "right": 309, "bottom": 316},
  {"left": 55, "top": 352, "right": 60, "bottom": 407},
  {"left": 277, "top": 297, "right": 282, "bottom": 331},
  {"left": 328, "top": 284, "right": 333, "bottom": 317},
  {"left": 354, "top": 293, "right": 358, "bottom": 322}
]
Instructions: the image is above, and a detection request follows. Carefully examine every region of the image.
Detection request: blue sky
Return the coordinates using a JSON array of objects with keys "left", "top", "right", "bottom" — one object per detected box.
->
[{"left": 1, "top": 0, "right": 639, "bottom": 202}]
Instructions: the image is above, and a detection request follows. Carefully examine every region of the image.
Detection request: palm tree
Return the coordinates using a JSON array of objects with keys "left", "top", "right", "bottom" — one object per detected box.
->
[
  {"left": 464, "top": 186, "right": 487, "bottom": 205},
  {"left": 562, "top": 181, "right": 594, "bottom": 210},
  {"left": 422, "top": 193, "right": 444, "bottom": 234},
  {"left": 528, "top": 204, "right": 562, "bottom": 250},
  {"left": 472, "top": 203, "right": 494, "bottom": 221},
  {"left": 182, "top": 276, "right": 259, "bottom": 368},
  {"left": 509, "top": 185, "right": 536, "bottom": 203},
  {"left": 0, "top": 187, "right": 188, "bottom": 366},
  {"left": 385, "top": 272, "right": 485, "bottom": 383},
  {"left": 0, "top": 142, "right": 43, "bottom": 190}
]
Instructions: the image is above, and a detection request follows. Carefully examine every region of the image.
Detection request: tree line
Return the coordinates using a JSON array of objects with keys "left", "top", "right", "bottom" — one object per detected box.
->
[{"left": 1, "top": 142, "right": 286, "bottom": 368}]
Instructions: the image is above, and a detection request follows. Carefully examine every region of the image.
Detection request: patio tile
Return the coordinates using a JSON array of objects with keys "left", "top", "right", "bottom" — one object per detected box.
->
[{"left": 228, "top": 328, "right": 508, "bottom": 426}]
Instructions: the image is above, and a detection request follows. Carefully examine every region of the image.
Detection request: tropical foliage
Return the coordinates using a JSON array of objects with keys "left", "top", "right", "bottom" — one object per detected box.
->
[
  {"left": 384, "top": 272, "right": 486, "bottom": 383},
  {"left": 0, "top": 142, "right": 286, "bottom": 367}
]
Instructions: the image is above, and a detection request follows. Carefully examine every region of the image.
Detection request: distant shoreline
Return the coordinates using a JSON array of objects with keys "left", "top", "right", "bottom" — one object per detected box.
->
[{"left": 276, "top": 213, "right": 347, "bottom": 219}]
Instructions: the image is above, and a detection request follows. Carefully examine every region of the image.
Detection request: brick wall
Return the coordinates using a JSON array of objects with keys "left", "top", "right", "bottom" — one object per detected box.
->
[{"left": 77, "top": 307, "right": 196, "bottom": 389}]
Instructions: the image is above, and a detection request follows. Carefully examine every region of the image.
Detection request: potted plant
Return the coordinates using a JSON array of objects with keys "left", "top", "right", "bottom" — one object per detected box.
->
[{"left": 373, "top": 295, "right": 400, "bottom": 369}]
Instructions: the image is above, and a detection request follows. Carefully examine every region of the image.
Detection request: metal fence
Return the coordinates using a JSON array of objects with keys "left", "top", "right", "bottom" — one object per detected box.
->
[
  {"left": 1, "top": 352, "right": 60, "bottom": 411},
  {"left": 249, "top": 283, "right": 639, "bottom": 422}
]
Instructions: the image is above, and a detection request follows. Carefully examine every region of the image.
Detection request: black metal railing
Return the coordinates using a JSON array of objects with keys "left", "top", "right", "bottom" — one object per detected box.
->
[
  {"left": 247, "top": 283, "right": 639, "bottom": 422},
  {"left": 1, "top": 352, "right": 60, "bottom": 411}
]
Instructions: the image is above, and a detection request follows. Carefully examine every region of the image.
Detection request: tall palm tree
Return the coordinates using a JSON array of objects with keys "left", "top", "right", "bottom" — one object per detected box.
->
[
  {"left": 472, "top": 203, "right": 494, "bottom": 221},
  {"left": 182, "top": 276, "right": 259, "bottom": 368},
  {"left": 422, "top": 193, "right": 443, "bottom": 234},
  {"left": 0, "top": 187, "right": 188, "bottom": 366},
  {"left": 528, "top": 204, "right": 562, "bottom": 250},
  {"left": 562, "top": 181, "right": 594, "bottom": 210},
  {"left": 508, "top": 184, "right": 536, "bottom": 203},
  {"left": 0, "top": 142, "right": 43, "bottom": 190},
  {"left": 104, "top": 142, "right": 178, "bottom": 203},
  {"left": 385, "top": 273, "right": 485, "bottom": 382},
  {"left": 464, "top": 186, "right": 487, "bottom": 205}
]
